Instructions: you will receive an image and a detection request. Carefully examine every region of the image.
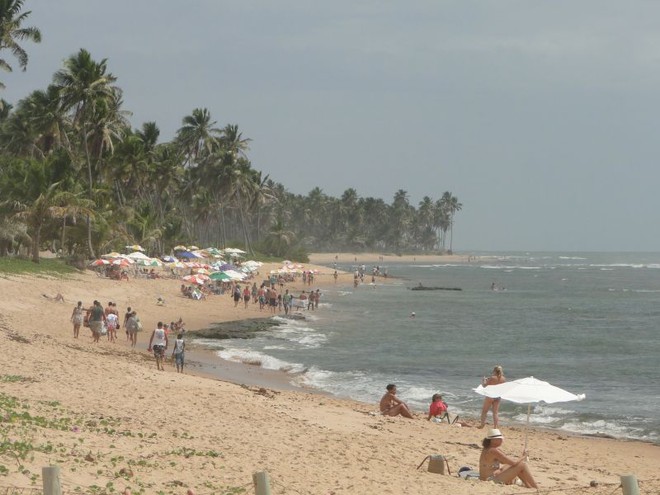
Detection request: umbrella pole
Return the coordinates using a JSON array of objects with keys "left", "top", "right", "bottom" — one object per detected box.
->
[{"left": 524, "top": 403, "right": 531, "bottom": 452}]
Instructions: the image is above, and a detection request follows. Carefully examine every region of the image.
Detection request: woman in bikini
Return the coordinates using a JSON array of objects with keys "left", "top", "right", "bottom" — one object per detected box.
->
[
  {"left": 70, "top": 301, "right": 84, "bottom": 339},
  {"left": 479, "top": 428, "right": 537, "bottom": 488},
  {"left": 479, "top": 364, "right": 505, "bottom": 428}
]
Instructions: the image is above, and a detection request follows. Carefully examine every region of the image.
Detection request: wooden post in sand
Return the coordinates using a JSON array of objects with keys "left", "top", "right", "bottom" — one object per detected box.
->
[
  {"left": 253, "top": 471, "right": 271, "bottom": 495},
  {"left": 620, "top": 474, "right": 640, "bottom": 495},
  {"left": 42, "top": 466, "right": 61, "bottom": 495}
]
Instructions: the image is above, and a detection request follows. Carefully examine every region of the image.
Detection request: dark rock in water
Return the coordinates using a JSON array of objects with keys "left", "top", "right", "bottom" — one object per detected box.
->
[
  {"left": 187, "top": 318, "right": 280, "bottom": 340},
  {"left": 281, "top": 313, "right": 306, "bottom": 320}
]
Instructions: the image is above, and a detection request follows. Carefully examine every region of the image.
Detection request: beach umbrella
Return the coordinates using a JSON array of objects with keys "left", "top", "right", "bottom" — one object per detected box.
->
[
  {"left": 89, "top": 259, "right": 110, "bottom": 266},
  {"left": 188, "top": 245, "right": 200, "bottom": 251},
  {"left": 209, "top": 271, "right": 231, "bottom": 281},
  {"left": 173, "top": 245, "right": 188, "bottom": 251},
  {"left": 474, "top": 376, "right": 585, "bottom": 448},
  {"left": 138, "top": 258, "right": 162, "bottom": 267},
  {"left": 224, "top": 247, "right": 246, "bottom": 254},
  {"left": 125, "top": 244, "right": 145, "bottom": 252},
  {"left": 101, "top": 252, "right": 121, "bottom": 259},
  {"left": 223, "top": 269, "right": 246, "bottom": 281},
  {"left": 161, "top": 255, "right": 177, "bottom": 263},
  {"left": 195, "top": 268, "right": 209, "bottom": 274},
  {"left": 182, "top": 274, "right": 209, "bottom": 284},
  {"left": 112, "top": 258, "right": 132, "bottom": 267},
  {"left": 178, "top": 251, "right": 198, "bottom": 259},
  {"left": 126, "top": 251, "right": 150, "bottom": 260}
]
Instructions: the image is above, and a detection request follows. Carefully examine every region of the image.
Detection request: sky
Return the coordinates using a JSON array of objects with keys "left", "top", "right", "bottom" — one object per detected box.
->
[{"left": 3, "top": 1, "right": 660, "bottom": 252}]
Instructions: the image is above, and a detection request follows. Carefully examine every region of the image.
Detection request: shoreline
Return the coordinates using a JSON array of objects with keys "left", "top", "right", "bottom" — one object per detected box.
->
[{"left": 1, "top": 259, "right": 659, "bottom": 493}]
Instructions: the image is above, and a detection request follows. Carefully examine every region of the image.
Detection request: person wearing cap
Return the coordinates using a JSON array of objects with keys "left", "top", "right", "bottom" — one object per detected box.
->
[{"left": 479, "top": 428, "right": 537, "bottom": 488}]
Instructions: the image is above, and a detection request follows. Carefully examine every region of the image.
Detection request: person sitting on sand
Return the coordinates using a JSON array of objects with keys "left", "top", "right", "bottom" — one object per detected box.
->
[
  {"left": 427, "top": 393, "right": 448, "bottom": 421},
  {"left": 479, "top": 428, "right": 537, "bottom": 488},
  {"left": 379, "top": 384, "right": 414, "bottom": 418}
]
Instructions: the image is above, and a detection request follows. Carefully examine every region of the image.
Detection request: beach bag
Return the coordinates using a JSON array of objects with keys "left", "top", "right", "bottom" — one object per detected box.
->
[
  {"left": 135, "top": 318, "right": 143, "bottom": 332},
  {"left": 417, "top": 455, "right": 451, "bottom": 475},
  {"left": 100, "top": 324, "right": 107, "bottom": 336}
]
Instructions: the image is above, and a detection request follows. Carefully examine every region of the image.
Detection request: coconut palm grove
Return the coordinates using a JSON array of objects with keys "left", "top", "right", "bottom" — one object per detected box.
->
[{"left": 0, "top": 1, "right": 461, "bottom": 263}]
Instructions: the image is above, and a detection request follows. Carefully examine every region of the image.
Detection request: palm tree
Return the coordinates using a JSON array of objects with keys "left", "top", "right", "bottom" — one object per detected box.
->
[
  {"left": 53, "top": 48, "right": 123, "bottom": 258},
  {"left": 1, "top": 157, "right": 94, "bottom": 263},
  {"left": 175, "top": 108, "right": 223, "bottom": 166},
  {"left": 16, "top": 85, "right": 71, "bottom": 155},
  {"left": 264, "top": 220, "right": 296, "bottom": 257},
  {"left": 439, "top": 191, "right": 462, "bottom": 253},
  {"left": 0, "top": 0, "right": 41, "bottom": 91}
]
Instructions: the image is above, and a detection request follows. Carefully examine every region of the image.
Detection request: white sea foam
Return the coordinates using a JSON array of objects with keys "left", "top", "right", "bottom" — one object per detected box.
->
[{"left": 216, "top": 347, "right": 306, "bottom": 373}]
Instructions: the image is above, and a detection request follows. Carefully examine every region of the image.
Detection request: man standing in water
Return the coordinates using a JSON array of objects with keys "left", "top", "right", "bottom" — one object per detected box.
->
[
  {"left": 379, "top": 384, "right": 414, "bottom": 418},
  {"left": 148, "top": 321, "right": 169, "bottom": 371}
]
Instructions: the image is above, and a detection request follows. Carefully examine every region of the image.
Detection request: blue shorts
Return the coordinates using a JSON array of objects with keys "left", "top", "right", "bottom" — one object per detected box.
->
[{"left": 174, "top": 352, "right": 184, "bottom": 366}]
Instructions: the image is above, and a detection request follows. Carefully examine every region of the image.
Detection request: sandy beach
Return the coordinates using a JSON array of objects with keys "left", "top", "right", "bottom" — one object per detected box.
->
[{"left": 0, "top": 257, "right": 658, "bottom": 495}]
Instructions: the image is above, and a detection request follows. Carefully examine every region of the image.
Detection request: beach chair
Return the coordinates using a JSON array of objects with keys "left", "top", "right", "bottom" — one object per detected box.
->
[{"left": 441, "top": 412, "right": 460, "bottom": 425}]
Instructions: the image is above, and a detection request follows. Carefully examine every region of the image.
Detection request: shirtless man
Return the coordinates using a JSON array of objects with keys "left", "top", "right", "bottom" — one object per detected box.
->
[{"left": 379, "top": 384, "right": 414, "bottom": 419}]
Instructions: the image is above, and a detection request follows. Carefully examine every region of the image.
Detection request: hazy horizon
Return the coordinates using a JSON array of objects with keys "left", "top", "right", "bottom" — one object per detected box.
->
[{"left": 3, "top": 1, "right": 660, "bottom": 252}]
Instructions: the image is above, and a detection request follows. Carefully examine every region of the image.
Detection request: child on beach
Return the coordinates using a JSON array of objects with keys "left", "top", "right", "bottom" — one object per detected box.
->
[
  {"left": 172, "top": 333, "right": 185, "bottom": 373},
  {"left": 427, "top": 393, "right": 448, "bottom": 422}
]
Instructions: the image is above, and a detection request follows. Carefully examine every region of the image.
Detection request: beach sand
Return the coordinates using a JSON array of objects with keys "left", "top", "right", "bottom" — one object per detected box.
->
[{"left": 0, "top": 258, "right": 658, "bottom": 495}]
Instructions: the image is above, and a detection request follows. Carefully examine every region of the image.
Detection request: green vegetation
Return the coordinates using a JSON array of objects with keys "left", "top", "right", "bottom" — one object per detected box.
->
[
  {"left": 0, "top": 256, "right": 78, "bottom": 275},
  {"left": 0, "top": 2, "right": 462, "bottom": 263},
  {"left": 0, "top": 392, "right": 248, "bottom": 494}
]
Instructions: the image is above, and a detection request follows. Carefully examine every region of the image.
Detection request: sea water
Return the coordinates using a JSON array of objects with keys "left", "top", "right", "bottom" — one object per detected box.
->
[{"left": 197, "top": 252, "right": 660, "bottom": 443}]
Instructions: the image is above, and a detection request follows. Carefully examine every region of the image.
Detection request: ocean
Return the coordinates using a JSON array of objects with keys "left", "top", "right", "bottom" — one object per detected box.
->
[{"left": 194, "top": 252, "right": 660, "bottom": 444}]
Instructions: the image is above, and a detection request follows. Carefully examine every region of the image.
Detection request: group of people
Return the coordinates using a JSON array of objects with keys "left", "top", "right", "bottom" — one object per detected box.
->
[
  {"left": 377, "top": 365, "right": 537, "bottom": 489},
  {"left": 229, "top": 282, "right": 322, "bottom": 315},
  {"left": 71, "top": 300, "right": 145, "bottom": 346}
]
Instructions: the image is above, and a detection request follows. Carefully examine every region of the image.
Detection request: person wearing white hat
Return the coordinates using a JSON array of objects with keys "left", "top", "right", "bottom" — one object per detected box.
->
[{"left": 479, "top": 428, "right": 538, "bottom": 488}]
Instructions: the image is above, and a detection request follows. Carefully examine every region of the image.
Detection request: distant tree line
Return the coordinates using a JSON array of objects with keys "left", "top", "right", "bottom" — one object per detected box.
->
[{"left": 0, "top": 1, "right": 462, "bottom": 262}]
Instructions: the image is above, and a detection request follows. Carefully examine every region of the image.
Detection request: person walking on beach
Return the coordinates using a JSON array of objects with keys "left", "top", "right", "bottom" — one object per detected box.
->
[
  {"left": 88, "top": 300, "right": 105, "bottom": 343},
  {"left": 379, "top": 384, "right": 414, "bottom": 419},
  {"left": 172, "top": 333, "right": 185, "bottom": 373},
  {"left": 243, "top": 286, "right": 251, "bottom": 309},
  {"left": 124, "top": 306, "right": 133, "bottom": 341},
  {"left": 126, "top": 311, "right": 140, "bottom": 348},
  {"left": 106, "top": 310, "right": 118, "bottom": 342},
  {"left": 479, "top": 365, "right": 506, "bottom": 428},
  {"left": 479, "top": 428, "right": 537, "bottom": 488},
  {"left": 233, "top": 284, "right": 241, "bottom": 307},
  {"left": 70, "top": 301, "right": 84, "bottom": 338},
  {"left": 283, "top": 289, "right": 292, "bottom": 315},
  {"left": 148, "top": 321, "right": 168, "bottom": 371}
]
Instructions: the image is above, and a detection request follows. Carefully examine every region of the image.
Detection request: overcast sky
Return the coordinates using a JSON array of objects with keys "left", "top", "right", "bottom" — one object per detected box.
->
[{"left": 3, "top": 1, "right": 660, "bottom": 252}]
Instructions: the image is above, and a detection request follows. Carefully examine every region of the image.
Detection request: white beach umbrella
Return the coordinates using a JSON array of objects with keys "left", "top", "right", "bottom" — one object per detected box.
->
[
  {"left": 475, "top": 376, "right": 585, "bottom": 448},
  {"left": 126, "top": 251, "right": 150, "bottom": 260},
  {"left": 223, "top": 269, "right": 246, "bottom": 281}
]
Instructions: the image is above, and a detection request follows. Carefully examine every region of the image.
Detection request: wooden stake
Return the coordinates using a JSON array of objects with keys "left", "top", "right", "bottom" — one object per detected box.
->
[
  {"left": 621, "top": 474, "right": 640, "bottom": 495},
  {"left": 42, "top": 466, "right": 61, "bottom": 495},
  {"left": 253, "top": 471, "right": 271, "bottom": 495}
]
